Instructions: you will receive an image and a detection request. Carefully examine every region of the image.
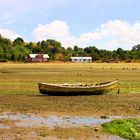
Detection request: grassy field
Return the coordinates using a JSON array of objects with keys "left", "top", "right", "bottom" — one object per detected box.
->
[
  {"left": 0, "top": 62, "right": 140, "bottom": 116},
  {"left": 0, "top": 62, "right": 140, "bottom": 94},
  {"left": 0, "top": 62, "right": 140, "bottom": 139}
]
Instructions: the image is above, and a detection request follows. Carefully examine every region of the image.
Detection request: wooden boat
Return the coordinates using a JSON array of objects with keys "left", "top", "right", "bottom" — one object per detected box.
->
[{"left": 38, "top": 80, "right": 119, "bottom": 95}]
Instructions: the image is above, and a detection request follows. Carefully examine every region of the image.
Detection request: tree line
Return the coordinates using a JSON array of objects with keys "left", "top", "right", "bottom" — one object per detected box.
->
[{"left": 0, "top": 35, "right": 140, "bottom": 62}]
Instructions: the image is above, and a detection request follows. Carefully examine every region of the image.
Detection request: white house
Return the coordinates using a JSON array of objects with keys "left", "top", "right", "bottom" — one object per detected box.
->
[{"left": 71, "top": 57, "right": 92, "bottom": 63}]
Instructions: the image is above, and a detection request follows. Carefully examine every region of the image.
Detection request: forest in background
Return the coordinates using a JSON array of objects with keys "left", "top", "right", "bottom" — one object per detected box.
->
[{"left": 0, "top": 35, "right": 140, "bottom": 62}]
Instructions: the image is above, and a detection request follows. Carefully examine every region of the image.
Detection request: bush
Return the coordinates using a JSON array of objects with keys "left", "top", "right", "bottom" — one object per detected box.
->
[{"left": 0, "top": 59, "right": 8, "bottom": 62}]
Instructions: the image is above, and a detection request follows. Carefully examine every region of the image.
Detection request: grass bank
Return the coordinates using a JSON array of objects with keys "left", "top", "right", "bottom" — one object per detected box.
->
[{"left": 102, "top": 118, "right": 140, "bottom": 140}]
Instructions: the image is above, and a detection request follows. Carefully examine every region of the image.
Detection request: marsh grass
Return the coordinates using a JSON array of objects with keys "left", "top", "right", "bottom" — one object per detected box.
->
[
  {"left": 0, "top": 63, "right": 140, "bottom": 94},
  {"left": 0, "top": 63, "right": 140, "bottom": 139},
  {"left": 102, "top": 118, "right": 140, "bottom": 140},
  {"left": 0, "top": 63, "right": 140, "bottom": 116}
]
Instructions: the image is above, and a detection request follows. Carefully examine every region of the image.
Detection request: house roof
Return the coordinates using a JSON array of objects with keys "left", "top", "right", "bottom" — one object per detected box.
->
[
  {"left": 29, "top": 54, "right": 49, "bottom": 58},
  {"left": 71, "top": 57, "right": 92, "bottom": 59},
  {"left": 29, "top": 54, "right": 38, "bottom": 58},
  {"left": 43, "top": 54, "right": 49, "bottom": 58}
]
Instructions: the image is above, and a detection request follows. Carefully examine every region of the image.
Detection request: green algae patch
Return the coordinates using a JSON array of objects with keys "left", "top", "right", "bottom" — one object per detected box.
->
[{"left": 102, "top": 118, "right": 140, "bottom": 140}]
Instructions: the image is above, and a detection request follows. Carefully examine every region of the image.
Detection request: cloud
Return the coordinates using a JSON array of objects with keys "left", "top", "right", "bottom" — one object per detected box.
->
[
  {"left": 0, "top": 0, "right": 68, "bottom": 25},
  {"left": 0, "top": 28, "right": 21, "bottom": 40},
  {"left": 33, "top": 20, "right": 79, "bottom": 47},
  {"left": 33, "top": 20, "right": 140, "bottom": 50},
  {"left": 33, "top": 20, "right": 69, "bottom": 40},
  {"left": 1, "top": 18, "right": 140, "bottom": 50}
]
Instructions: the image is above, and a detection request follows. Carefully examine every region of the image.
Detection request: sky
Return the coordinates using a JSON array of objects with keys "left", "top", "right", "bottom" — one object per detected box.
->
[{"left": 0, "top": 0, "right": 140, "bottom": 50}]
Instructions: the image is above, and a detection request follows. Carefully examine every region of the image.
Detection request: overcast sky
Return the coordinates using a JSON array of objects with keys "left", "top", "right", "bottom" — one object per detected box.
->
[{"left": 0, "top": 0, "right": 140, "bottom": 50}]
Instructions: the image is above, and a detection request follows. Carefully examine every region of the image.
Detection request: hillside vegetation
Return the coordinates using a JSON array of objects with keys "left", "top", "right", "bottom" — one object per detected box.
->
[{"left": 0, "top": 35, "right": 140, "bottom": 62}]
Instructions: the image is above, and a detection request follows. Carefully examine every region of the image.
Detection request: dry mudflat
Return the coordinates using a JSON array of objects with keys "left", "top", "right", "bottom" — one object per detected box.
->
[
  {"left": 0, "top": 94, "right": 140, "bottom": 140},
  {"left": 0, "top": 94, "right": 140, "bottom": 116}
]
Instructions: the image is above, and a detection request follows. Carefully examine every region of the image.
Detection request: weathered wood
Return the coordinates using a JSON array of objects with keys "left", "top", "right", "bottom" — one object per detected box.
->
[{"left": 38, "top": 80, "right": 119, "bottom": 96}]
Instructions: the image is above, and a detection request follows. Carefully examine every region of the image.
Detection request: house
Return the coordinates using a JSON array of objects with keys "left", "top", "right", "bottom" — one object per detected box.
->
[
  {"left": 71, "top": 57, "right": 92, "bottom": 63},
  {"left": 27, "top": 54, "right": 49, "bottom": 62}
]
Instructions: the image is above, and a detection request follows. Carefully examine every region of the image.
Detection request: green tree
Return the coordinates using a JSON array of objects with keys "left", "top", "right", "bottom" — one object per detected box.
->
[
  {"left": 0, "top": 37, "right": 12, "bottom": 60},
  {"left": 13, "top": 37, "right": 24, "bottom": 46},
  {"left": 116, "top": 48, "right": 125, "bottom": 60},
  {"left": 12, "top": 45, "right": 30, "bottom": 61},
  {"left": 0, "top": 47, "right": 3, "bottom": 58},
  {"left": 132, "top": 44, "right": 140, "bottom": 51},
  {"left": 74, "top": 45, "right": 79, "bottom": 52}
]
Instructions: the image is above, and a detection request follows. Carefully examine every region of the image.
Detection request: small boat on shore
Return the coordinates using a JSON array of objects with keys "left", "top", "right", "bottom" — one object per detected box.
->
[{"left": 38, "top": 80, "right": 119, "bottom": 96}]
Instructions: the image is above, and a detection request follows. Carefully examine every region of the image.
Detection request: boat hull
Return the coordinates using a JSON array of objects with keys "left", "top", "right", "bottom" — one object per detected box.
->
[{"left": 38, "top": 80, "right": 118, "bottom": 96}]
